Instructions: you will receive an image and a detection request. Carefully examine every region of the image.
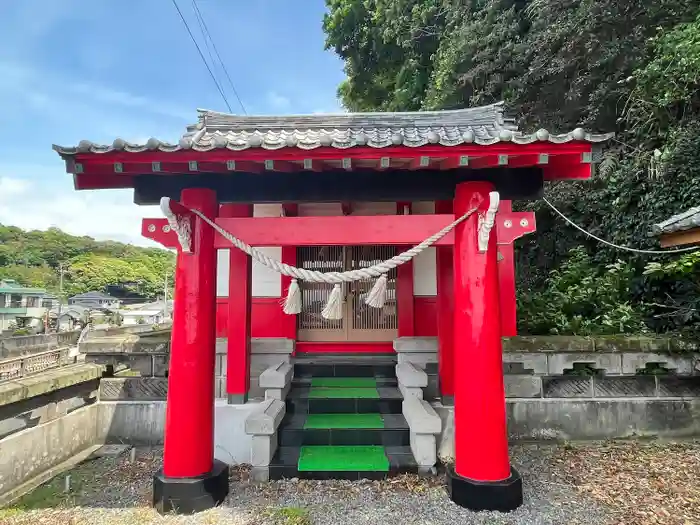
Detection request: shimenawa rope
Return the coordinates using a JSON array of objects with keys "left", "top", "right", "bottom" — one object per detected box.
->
[{"left": 161, "top": 197, "right": 480, "bottom": 320}]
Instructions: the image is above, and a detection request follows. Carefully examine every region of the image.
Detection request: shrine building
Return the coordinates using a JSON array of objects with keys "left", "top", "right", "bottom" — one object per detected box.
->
[{"left": 53, "top": 102, "right": 611, "bottom": 514}]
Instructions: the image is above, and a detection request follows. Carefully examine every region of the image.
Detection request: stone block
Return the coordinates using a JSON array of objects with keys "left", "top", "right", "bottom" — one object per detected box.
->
[
  {"left": 99, "top": 378, "right": 168, "bottom": 401},
  {"left": 621, "top": 353, "right": 695, "bottom": 375},
  {"left": 503, "top": 336, "right": 594, "bottom": 353},
  {"left": 397, "top": 352, "right": 436, "bottom": 368},
  {"left": 393, "top": 337, "right": 438, "bottom": 353},
  {"left": 215, "top": 353, "right": 227, "bottom": 376},
  {"left": 410, "top": 433, "right": 437, "bottom": 468},
  {"left": 260, "top": 362, "right": 293, "bottom": 389},
  {"left": 127, "top": 355, "right": 153, "bottom": 376},
  {"left": 594, "top": 336, "right": 670, "bottom": 352},
  {"left": 547, "top": 352, "right": 622, "bottom": 375},
  {"left": 251, "top": 432, "right": 278, "bottom": 467},
  {"left": 504, "top": 375, "right": 542, "bottom": 398},
  {"left": 152, "top": 355, "right": 169, "bottom": 377},
  {"left": 396, "top": 362, "right": 428, "bottom": 388},
  {"left": 657, "top": 376, "right": 700, "bottom": 397},
  {"left": 402, "top": 396, "right": 441, "bottom": 434},
  {"left": 503, "top": 353, "right": 547, "bottom": 375},
  {"left": 592, "top": 376, "right": 657, "bottom": 397},
  {"left": 251, "top": 338, "right": 294, "bottom": 355},
  {"left": 245, "top": 398, "right": 285, "bottom": 435},
  {"left": 398, "top": 383, "right": 423, "bottom": 400},
  {"left": 542, "top": 377, "right": 594, "bottom": 398},
  {"left": 264, "top": 383, "right": 291, "bottom": 401}
]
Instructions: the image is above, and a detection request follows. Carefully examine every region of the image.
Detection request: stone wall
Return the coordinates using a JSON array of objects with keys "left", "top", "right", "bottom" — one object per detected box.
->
[
  {"left": 0, "top": 331, "right": 80, "bottom": 359},
  {"left": 0, "top": 363, "right": 104, "bottom": 504},
  {"left": 395, "top": 335, "right": 700, "bottom": 403},
  {"left": 94, "top": 337, "right": 294, "bottom": 401}
]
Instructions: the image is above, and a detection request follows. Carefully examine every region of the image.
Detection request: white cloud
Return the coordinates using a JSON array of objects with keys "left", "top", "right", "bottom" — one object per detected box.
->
[
  {"left": 0, "top": 177, "right": 31, "bottom": 197},
  {"left": 266, "top": 91, "right": 292, "bottom": 110},
  {"left": 0, "top": 169, "right": 161, "bottom": 247}
]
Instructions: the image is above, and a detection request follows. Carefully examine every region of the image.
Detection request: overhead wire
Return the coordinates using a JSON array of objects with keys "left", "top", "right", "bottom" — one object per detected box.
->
[
  {"left": 191, "top": 0, "right": 248, "bottom": 114},
  {"left": 543, "top": 197, "right": 699, "bottom": 254},
  {"left": 169, "top": 0, "right": 233, "bottom": 112}
]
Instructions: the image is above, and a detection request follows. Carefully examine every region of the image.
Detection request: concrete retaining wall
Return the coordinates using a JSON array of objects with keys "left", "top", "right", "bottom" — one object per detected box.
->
[
  {"left": 436, "top": 398, "right": 700, "bottom": 461},
  {"left": 99, "top": 400, "right": 261, "bottom": 465},
  {"left": 0, "top": 403, "right": 102, "bottom": 504}
]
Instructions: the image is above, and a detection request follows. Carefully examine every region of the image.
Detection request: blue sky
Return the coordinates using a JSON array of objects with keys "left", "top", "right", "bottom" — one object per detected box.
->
[{"left": 0, "top": 0, "right": 345, "bottom": 245}]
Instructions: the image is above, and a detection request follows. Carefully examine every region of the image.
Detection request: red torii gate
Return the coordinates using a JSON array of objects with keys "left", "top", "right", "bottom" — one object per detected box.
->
[{"left": 53, "top": 102, "right": 611, "bottom": 514}]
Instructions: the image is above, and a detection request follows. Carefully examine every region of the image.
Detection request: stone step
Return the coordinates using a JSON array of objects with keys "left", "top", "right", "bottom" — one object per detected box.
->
[
  {"left": 269, "top": 445, "right": 417, "bottom": 481},
  {"left": 278, "top": 413, "right": 409, "bottom": 447},
  {"left": 286, "top": 385, "right": 402, "bottom": 414},
  {"left": 293, "top": 362, "right": 396, "bottom": 379}
]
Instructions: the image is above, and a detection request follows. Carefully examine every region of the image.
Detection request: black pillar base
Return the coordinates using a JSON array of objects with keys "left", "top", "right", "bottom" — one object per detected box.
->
[
  {"left": 447, "top": 466, "right": 523, "bottom": 513},
  {"left": 153, "top": 459, "right": 229, "bottom": 514}
]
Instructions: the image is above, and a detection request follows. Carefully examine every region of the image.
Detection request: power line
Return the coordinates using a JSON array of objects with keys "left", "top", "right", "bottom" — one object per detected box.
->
[
  {"left": 190, "top": 0, "right": 220, "bottom": 89},
  {"left": 191, "top": 0, "right": 248, "bottom": 114},
  {"left": 169, "top": 0, "right": 233, "bottom": 113},
  {"left": 543, "top": 197, "right": 699, "bottom": 254}
]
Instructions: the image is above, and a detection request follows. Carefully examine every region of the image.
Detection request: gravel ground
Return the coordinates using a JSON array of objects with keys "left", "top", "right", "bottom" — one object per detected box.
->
[{"left": 1, "top": 441, "right": 698, "bottom": 525}]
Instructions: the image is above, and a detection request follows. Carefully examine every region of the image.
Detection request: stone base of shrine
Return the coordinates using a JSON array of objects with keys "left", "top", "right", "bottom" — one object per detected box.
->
[
  {"left": 153, "top": 459, "right": 229, "bottom": 514},
  {"left": 447, "top": 466, "right": 523, "bottom": 512}
]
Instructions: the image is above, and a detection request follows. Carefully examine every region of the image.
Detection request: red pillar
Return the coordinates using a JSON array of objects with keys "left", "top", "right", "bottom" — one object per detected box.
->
[
  {"left": 156, "top": 188, "right": 228, "bottom": 514},
  {"left": 220, "top": 204, "right": 253, "bottom": 404},
  {"left": 448, "top": 182, "right": 522, "bottom": 512},
  {"left": 281, "top": 246, "right": 298, "bottom": 341},
  {"left": 397, "top": 258, "right": 415, "bottom": 337},
  {"left": 435, "top": 201, "right": 454, "bottom": 401}
]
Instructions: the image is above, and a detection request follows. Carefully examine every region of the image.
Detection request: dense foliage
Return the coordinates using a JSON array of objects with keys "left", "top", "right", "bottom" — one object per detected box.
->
[
  {"left": 324, "top": 2, "right": 700, "bottom": 334},
  {"left": 0, "top": 225, "right": 175, "bottom": 300}
]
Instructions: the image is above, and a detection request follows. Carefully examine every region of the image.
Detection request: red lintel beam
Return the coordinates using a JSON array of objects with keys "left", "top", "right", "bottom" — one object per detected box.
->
[{"left": 211, "top": 212, "right": 536, "bottom": 248}]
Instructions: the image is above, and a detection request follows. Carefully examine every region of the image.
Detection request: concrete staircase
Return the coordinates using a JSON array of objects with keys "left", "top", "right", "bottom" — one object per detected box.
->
[{"left": 269, "top": 354, "right": 419, "bottom": 480}]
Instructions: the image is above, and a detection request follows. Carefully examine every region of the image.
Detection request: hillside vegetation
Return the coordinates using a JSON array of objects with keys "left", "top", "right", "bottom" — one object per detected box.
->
[
  {"left": 0, "top": 224, "right": 175, "bottom": 300},
  {"left": 324, "top": 1, "right": 700, "bottom": 335}
]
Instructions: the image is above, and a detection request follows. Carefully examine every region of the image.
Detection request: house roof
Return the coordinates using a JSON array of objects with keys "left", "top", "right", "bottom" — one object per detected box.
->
[
  {"left": 69, "top": 291, "right": 118, "bottom": 300},
  {"left": 0, "top": 280, "right": 46, "bottom": 295},
  {"left": 119, "top": 309, "right": 163, "bottom": 317},
  {"left": 651, "top": 206, "right": 700, "bottom": 236},
  {"left": 52, "top": 102, "right": 614, "bottom": 155}
]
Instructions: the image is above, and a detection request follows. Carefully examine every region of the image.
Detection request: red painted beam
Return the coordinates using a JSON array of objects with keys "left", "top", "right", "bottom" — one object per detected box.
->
[
  {"left": 213, "top": 214, "right": 458, "bottom": 247},
  {"left": 145, "top": 210, "right": 536, "bottom": 249}
]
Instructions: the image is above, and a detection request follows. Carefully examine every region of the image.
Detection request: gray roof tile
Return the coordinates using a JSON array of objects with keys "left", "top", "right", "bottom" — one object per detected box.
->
[
  {"left": 651, "top": 206, "right": 700, "bottom": 235},
  {"left": 53, "top": 102, "right": 614, "bottom": 155}
]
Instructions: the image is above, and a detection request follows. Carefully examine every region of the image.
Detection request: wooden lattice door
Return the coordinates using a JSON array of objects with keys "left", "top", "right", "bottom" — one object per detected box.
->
[{"left": 297, "top": 246, "right": 398, "bottom": 342}]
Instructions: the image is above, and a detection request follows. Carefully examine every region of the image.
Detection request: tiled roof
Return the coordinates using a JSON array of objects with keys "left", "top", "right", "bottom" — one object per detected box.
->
[
  {"left": 53, "top": 102, "right": 614, "bottom": 155},
  {"left": 651, "top": 206, "right": 700, "bottom": 235}
]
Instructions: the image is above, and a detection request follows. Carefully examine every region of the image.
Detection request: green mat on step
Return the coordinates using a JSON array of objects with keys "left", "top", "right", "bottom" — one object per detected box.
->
[
  {"left": 308, "top": 387, "right": 379, "bottom": 399},
  {"left": 303, "top": 413, "right": 385, "bottom": 429},
  {"left": 298, "top": 446, "right": 389, "bottom": 471},
  {"left": 311, "top": 377, "right": 377, "bottom": 388}
]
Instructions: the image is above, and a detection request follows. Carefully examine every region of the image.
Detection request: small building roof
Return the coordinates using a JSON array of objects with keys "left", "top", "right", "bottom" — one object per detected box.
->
[
  {"left": 651, "top": 206, "right": 700, "bottom": 236},
  {"left": 0, "top": 280, "right": 46, "bottom": 295},
  {"left": 54, "top": 102, "right": 613, "bottom": 154},
  {"left": 69, "top": 291, "right": 119, "bottom": 300},
  {"left": 119, "top": 309, "right": 163, "bottom": 317}
]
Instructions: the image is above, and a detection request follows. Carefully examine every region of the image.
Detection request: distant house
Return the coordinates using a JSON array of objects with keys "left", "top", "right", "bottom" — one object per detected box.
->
[
  {"left": 651, "top": 206, "right": 700, "bottom": 247},
  {"left": 68, "top": 291, "right": 121, "bottom": 309},
  {"left": 118, "top": 300, "right": 172, "bottom": 326},
  {"left": 49, "top": 304, "right": 89, "bottom": 332},
  {"left": 0, "top": 280, "right": 49, "bottom": 332}
]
